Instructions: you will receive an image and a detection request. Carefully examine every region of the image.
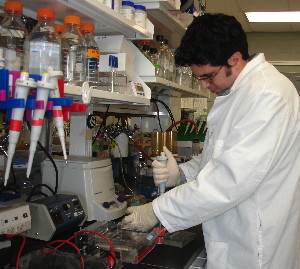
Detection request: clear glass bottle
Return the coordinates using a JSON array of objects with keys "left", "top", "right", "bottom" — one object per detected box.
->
[
  {"left": 80, "top": 23, "right": 100, "bottom": 87},
  {"left": 61, "top": 15, "right": 87, "bottom": 86},
  {"left": 0, "top": 1, "right": 27, "bottom": 71},
  {"left": 155, "top": 35, "right": 168, "bottom": 79},
  {"left": 149, "top": 47, "right": 160, "bottom": 76},
  {"left": 24, "top": 8, "right": 61, "bottom": 75},
  {"left": 168, "top": 47, "right": 175, "bottom": 82},
  {"left": 163, "top": 38, "right": 170, "bottom": 80}
]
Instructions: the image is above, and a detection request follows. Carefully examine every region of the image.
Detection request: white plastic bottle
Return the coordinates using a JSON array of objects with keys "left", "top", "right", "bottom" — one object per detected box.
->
[
  {"left": 24, "top": 8, "right": 61, "bottom": 75},
  {"left": 0, "top": 1, "right": 28, "bottom": 71},
  {"left": 120, "top": 1, "right": 135, "bottom": 21},
  {"left": 156, "top": 151, "right": 167, "bottom": 196},
  {"left": 80, "top": 23, "right": 100, "bottom": 87},
  {"left": 61, "top": 15, "right": 87, "bottom": 86},
  {"left": 134, "top": 5, "right": 147, "bottom": 29}
]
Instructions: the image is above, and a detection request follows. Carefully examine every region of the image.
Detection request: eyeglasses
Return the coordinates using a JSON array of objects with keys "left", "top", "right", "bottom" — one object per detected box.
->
[{"left": 196, "top": 65, "right": 223, "bottom": 84}]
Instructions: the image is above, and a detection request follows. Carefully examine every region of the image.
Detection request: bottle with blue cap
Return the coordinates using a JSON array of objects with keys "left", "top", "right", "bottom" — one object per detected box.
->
[
  {"left": 120, "top": 1, "right": 135, "bottom": 21},
  {"left": 134, "top": 5, "right": 147, "bottom": 29}
]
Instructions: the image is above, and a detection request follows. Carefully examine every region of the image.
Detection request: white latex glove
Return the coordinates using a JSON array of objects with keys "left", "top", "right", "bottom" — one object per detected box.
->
[
  {"left": 122, "top": 202, "right": 158, "bottom": 231},
  {"left": 152, "top": 146, "right": 180, "bottom": 187}
]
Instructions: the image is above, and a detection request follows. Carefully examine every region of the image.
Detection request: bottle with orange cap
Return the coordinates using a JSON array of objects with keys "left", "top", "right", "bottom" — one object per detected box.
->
[
  {"left": 0, "top": 1, "right": 28, "bottom": 71},
  {"left": 80, "top": 22, "right": 99, "bottom": 87},
  {"left": 61, "top": 15, "right": 87, "bottom": 86},
  {"left": 54, "top": 24, "right": 65, "bottom": 35},
  {"left": 23, "top": 8, "right": 61, "bottom": 75}
]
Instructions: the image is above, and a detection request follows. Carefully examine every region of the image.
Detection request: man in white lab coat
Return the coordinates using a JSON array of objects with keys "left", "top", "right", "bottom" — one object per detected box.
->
[{"left": 123, "top": 13, "right": 300, "bottom": 269}]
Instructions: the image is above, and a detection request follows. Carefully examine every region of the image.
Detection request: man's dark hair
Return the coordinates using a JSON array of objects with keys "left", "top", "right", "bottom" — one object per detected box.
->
[{"left": 174, "top": 13, "right": 249, "bottom": 67}]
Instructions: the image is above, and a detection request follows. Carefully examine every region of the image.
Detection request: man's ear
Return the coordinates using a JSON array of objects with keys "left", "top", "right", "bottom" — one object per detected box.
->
[{"left": 228, "top": 51, "right": 243, "bottom": 69}]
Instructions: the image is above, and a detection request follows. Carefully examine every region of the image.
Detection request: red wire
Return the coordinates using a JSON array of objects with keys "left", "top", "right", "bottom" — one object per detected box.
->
[
  {"left": 42, "top": 229, "right": 116, "bottom": 269},
  {"left": 41, "top": 240, "right": 84, "bottom": 269},
  {"left": 166, "top": 119, "right": 198, "bottom": 133},
  {"left": 6, "top": 234, "right": 26, "bottom": 269}
]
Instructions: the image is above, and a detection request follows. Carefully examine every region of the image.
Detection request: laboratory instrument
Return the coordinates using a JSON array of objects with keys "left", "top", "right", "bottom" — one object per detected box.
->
[
  {"left": 48, "top": 67, "right": 67, "bottom": 160},
  {"left": 0, "top": 204, "right": 31, "bottom": 234},
  {"left": 27, "top": 73, "right": 55, "bottom": 178},
  {"left": 82, "top": 220, "right": 161, "bottom": 264},
  {"left": 4, "top": 72, "right": 36, "bottom": 185},
  {"left": 23, "top": 194, "right": 86, "bottom": 241},
  {"left": 42, "top": 156, "right": 127, "bottom": 221}
]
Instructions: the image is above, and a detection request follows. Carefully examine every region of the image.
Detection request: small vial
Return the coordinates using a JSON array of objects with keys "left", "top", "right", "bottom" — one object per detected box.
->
[
  {"left": 120, "top": 1, "right": 135, "bottom": 21},
  {"left": 134, "top": 5, "right": 147, "bottom": 29}
]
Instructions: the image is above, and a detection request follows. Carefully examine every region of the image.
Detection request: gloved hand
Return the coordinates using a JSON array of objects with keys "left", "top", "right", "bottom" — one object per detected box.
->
[
  {"left": 122, "top": 202, "right": 158, "bottom": 231},
  {"left": 152, "top": 146, "right": 180, "bottom": 187}
]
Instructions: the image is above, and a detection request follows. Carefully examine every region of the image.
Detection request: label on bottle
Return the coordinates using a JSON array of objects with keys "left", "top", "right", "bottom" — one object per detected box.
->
[
  {"left": 40, "top": 26, "right": 55, "bottom": 33},
  {"left": 1, "top": 29, "right": 24, "bottom": 38},
  {"left": 87, "top": 48, "right": 100, "bottom": 58}
]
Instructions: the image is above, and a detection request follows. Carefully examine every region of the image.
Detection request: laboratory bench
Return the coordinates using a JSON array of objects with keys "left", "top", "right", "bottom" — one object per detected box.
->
[{"left": 0, "top": 224, "right": 205, "bottom": 269}]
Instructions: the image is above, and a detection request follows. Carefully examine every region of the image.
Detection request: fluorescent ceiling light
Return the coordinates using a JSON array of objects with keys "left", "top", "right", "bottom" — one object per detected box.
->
[{"left": 245, "top": 11, "right": 300, "bottom": 22}]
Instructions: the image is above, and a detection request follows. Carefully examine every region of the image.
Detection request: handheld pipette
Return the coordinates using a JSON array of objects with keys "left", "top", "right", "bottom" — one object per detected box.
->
[
  {"left": 4, "top": 72, "right": 36, "bottom": 186},
  {"left": 48, "top": 67, "right": 67, "bottom": 161},
  {"left": 26, "top": 73, "right": 55, "bottom": 178},
  {"left": 156, "top": 152, "right": 168, "bottom": 196}
]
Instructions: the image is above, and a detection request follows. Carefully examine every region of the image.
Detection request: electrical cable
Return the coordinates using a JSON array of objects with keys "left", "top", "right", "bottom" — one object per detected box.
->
[
  {"left": 108, "top": 135, "right": 134, "bottom": 195},
  {"left": 44, "top": 244, "right": 81, "bottom": 269},
  {"left": 42, "top": 230, "right": 116, "bottom": 269},
  {"left": 26, "top": 191, "right": 49, "bottom": 202},
  {"left": 150, "top": 99, "right": 163, "bottom": 132},
  {"left": 166, "top": 119, "right": 198, "bottom": 133},
  {"left": 92, "top": 104, "right": 110, "bottom": 145},
  {"left": 42, "top": 240, "right": 84, "bottom": 269},
  {"left": 25, "top": 121, "right": 58, "bottom": 194},
  {"left": 152, "top": 98, "right": 177, "bottom": 131},
  {"left": 6, "top": 234, "right": 26, "bottom": 269}
]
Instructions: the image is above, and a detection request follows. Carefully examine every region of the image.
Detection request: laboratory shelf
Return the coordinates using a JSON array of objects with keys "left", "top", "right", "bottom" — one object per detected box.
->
[
  {"left": 133, "top": 0, "right": 187, "bottom": 36},
  {"left": 64, "top": 85, "right": 150, "bottom": 105},
  {"left": 0, "top": 0, "right": 153, "bottom": 39},
  {"left": 142, "top": 77, "right": 210, "bottom": 98}
]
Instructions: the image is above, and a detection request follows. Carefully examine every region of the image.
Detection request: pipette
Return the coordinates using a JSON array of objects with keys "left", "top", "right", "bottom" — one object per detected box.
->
[
  {"left": 48, "top": 67, "right": 67, "bottom": 161},
  {"left": 156, "top": 151, "right": 168, "bottom": 196},
  {"left": 26, "top": 73, "right": 55, "bottom": 178},
  {"left": 4, "top": 72, "right": 36, "bottom": 186}
]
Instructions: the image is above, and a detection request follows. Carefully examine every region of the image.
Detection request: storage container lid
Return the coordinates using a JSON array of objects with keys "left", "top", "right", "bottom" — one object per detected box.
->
[
  {"left": 122, "top": 1, "right": 134, "bottom": 7},
  {"left": 134, "top": 5, "right": 146, "bottom": 11}
]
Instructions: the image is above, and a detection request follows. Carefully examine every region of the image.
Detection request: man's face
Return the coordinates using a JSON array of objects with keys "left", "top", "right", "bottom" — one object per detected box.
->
[{"left": 190, "top": 64, "right": 235, "bottom": 96}]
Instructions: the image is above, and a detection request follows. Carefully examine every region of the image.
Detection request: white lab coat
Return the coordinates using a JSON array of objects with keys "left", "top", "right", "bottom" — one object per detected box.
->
[{"left": 153, "top": 53, "right": 300, "bottom": 269}]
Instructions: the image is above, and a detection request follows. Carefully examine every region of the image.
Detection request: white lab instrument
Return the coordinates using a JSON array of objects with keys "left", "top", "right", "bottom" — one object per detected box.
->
[
  {"left": 0, "top": 204, "right": 31, "bottom": 234},
  {"left": 156, "top": 152, "right": 167, "bottom": 195},
  {"left": 4, "top": 72, "right": 36, "bottom": 185},
  {"left": 42, "top": 156, "right": 127, "bottom": 221},
  {"left": 26, "top": 73, "right": 55, "bottom": 178},
  {"left": 47, "top": 67, "right": 67, "bottom": 161}
]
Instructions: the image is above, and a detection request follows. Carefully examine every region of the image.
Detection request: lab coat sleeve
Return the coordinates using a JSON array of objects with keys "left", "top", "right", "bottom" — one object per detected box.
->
[
  {"left": 178, "top": 138, "right": 208, "bottom": 181},
  {"left": 153, "top": 90, "right": 293, "bottom": 232}
]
